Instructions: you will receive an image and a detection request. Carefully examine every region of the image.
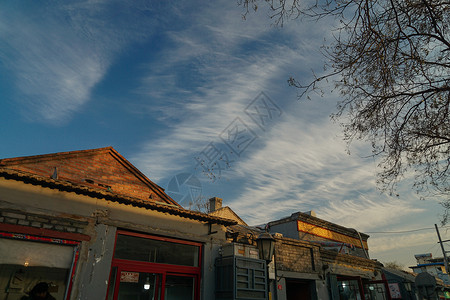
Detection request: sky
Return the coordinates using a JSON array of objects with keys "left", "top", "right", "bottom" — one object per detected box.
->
[{"left": 0, "top": 0, "right": 448, "bottom": 269}]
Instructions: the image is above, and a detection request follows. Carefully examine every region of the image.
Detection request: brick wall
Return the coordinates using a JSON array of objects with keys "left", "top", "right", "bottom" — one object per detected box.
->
[
  {"left": 321, "top": 249, "right": 379, "bottom": 272},
  {"left": 1, "top": 149, "right": 167, "bottom": 203},
  {"left": 275, "top": 237, "right": 321, "bottom": 273},
  {"left": 0, "top": 209, "right": 88, "bottom": 234}
]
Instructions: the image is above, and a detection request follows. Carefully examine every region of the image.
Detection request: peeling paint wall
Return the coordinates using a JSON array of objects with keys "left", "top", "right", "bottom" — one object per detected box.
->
[{"left": 76, "top": 224, "right": 116, "bottom": 300}]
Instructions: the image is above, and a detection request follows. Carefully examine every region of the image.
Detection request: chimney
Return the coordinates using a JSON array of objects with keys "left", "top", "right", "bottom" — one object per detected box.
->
[
  {"left": 209, "top": 197, "right": 223, "bottom": 213},
  {"left": 304, "top": 210, "right": 316, "bottom": 217}
]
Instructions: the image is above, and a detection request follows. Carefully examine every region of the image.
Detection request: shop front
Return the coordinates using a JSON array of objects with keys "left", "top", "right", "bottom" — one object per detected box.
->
[
  {"left": 0, "top": 147, "right": 236, "bottom": 299},
  {"left": 0, "top": 231, "right": 81, "bottom": 300},
  {"left": 106, "top": 230, "right": 202, "bottom": 300},
  {"left": 336, "top": 276, "right": 391, "bottom": 300}
]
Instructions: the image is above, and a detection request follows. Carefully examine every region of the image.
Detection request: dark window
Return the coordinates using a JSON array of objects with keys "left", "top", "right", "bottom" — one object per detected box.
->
[{"left": 114, "top": 234, "right": 199, "bottom": 267}]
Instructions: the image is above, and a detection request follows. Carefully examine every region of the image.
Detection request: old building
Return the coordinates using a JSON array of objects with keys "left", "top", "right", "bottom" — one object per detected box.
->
[
  {"left": 207, "top": 198, "right": 388, "bottom": 300},
  {"left": 0, "top": 147, "right": 236, "bottom": 300},
  {"left": 208, "top": 197, "right": 248, "bottom": 227},
  {"left": 262, "top": 212, "right": 386, "bottom": 300},
  {"left": 267, "top": 211, "right": 387, "bottom": 300},
  {"left": 410, "top": 253, "right": 450, "bottom": 285}
]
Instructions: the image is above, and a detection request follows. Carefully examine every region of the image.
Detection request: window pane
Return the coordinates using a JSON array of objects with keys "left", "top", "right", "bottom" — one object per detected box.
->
[
  {"left": 364, "top": 283, "right": 388, "bottom": 300},
  {"left": 165, "top": 275, "right": 194, "bottom": 300},
  {"left": 339, "top": 280, "right": 362, "bottom": 300},
  {"left": 117, "top": 272, "right": 160, "bottom": 300},
  {"left": 115, "top": 235, "right": 199, "bottom": 267}
]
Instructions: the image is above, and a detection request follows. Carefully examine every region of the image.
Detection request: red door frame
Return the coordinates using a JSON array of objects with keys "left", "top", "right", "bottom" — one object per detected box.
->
[{"left": 107, "top": 230, "right": 203, "bottom": 300}]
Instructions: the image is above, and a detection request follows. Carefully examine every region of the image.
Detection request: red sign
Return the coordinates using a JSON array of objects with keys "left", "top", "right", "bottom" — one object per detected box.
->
[{"left": 120, "top": 271, "right": 139, "bottom": 283}]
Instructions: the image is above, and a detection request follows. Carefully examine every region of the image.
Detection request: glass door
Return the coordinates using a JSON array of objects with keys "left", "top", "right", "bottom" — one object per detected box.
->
[
  {"left": 116, "top": 272, "right": 161, "bottom": 300},
  {"left": 107, "top": 231, "right": 201, "bottom": 300},
  {"left": 164, "top": 274, "right": 195, "bottom": 300},
  {"left": 108, "top": 269, "right": 196, "bottom": 300}
]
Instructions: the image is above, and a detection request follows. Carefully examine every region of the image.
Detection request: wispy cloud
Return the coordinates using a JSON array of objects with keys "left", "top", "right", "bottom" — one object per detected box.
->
[
  {"left": 131, "top": 1, "right": 329, "bottom": 180},
  {"left": 0, "top": 0, "right": 156, "bottom": 124}
]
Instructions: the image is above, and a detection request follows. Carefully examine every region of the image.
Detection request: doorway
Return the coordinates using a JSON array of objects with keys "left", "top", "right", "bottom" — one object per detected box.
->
[
  {"left": 286, "top": 279, "right": 315, "bottom": 300},
  {"left": 106, "top": 231, "right": 201, "bottom": 300}
]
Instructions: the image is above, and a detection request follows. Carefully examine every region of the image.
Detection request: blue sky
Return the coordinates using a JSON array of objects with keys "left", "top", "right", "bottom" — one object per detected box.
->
[{"left": 0, "top": 0, "right": 448, "bottom": 268}]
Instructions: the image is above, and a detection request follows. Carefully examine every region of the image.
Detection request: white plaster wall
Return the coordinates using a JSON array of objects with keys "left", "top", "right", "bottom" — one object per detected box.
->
[{"left": 0, "top": 179, "right": 229, "bottom": 300}]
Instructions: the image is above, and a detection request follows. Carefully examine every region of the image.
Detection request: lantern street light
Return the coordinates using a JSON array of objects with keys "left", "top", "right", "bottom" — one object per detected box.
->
[
  {"left": 256, "top": 232, "right": 275, "bottom": 263},
  {"left": 256, "top": 231, "right": 275, "bottom": 300}
]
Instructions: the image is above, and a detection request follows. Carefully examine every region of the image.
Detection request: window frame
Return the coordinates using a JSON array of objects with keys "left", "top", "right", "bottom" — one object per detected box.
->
[{"left": 107, "top": 230, "right": 203, "bottom": 300}]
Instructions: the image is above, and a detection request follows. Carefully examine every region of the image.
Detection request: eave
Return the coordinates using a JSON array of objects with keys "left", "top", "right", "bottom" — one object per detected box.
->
[{"left": 0, "top": 167, "right": 237, "bottom": 226}]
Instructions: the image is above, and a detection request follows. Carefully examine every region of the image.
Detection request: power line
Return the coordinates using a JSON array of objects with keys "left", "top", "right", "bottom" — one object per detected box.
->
[
  {"left": 423, "top": 242, "right": 439, "bottom": 254},
  {"left": 366, "top": 226, "right": 450, "bottom": 234}
]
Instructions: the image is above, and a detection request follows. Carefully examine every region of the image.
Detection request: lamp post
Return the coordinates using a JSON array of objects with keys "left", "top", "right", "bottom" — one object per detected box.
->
[{"left": 256, "top": 232, "right": 275, "bottom": 300}]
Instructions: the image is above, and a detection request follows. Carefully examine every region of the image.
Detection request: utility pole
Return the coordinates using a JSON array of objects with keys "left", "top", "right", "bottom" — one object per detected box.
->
[{"left": 435, "top": 224, "right": 450, "bottom": 274}]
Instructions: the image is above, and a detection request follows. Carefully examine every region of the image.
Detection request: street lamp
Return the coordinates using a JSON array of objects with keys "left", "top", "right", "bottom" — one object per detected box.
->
[
  {"left": 256, "top": 232, "right": 275, "bottom": 300},
  {"left": 256, "top": 232, "right": 275, "bottom": 263}
]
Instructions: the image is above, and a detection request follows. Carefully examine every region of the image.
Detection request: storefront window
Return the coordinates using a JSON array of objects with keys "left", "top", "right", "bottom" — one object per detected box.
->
[
  {"left": 107, "top": 231, "right": 201, "bottom": 300},
  {"left": 339, "top": 280, "right": 362, "bottom": 300},
  {"left": 114, "top": 234, "right": 199, "bottom": 267},
  {"left": 364, "top": 282, "right": 389, "bottom": 300},
  {"left": 0, "top": 234, "right": 78, "bottom": 300}
]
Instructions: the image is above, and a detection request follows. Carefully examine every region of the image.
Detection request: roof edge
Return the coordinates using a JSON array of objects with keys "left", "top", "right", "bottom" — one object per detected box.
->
[
  {"left": 0, "top": 147, "right": 181, "bottom": 208},
  {"left": 0, "top": 167, "right": 236, "bottom": 226},
  {"left": 0, "top": 147, "right": 113, "bottom": 165},
  {"left": 209, "top": 206, "right": 248, "bottom": 226}
]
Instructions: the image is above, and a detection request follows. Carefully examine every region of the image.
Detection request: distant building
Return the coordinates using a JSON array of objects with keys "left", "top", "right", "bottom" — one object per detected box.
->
[
  {"left": 208, "top": 197, "right": 248, "bottom": 226},
  {"left": 266, "top": 211, "right": 386, "bottom": 300},
  {"left": 209, "top": 203, "right": 389, "bottom": 300},
  {"left": 268, "top": 211, "right": 370, "bottom": 258},
  {"left": 410, "top": 253, "right": 450, "bottom": 285}
]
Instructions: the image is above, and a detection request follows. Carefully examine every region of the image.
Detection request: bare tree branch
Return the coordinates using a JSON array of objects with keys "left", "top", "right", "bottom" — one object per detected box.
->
[{"left": 240, "top": 0, "right": 450, "bottom": 216}]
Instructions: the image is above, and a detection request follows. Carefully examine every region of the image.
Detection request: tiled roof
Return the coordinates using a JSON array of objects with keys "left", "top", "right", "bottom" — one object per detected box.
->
[
  {"left": 0, "top": 148, "right": 236, "bottom": 226},
  {"left": 0, "top": 147, "right": 179, "bottom": 206}
]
